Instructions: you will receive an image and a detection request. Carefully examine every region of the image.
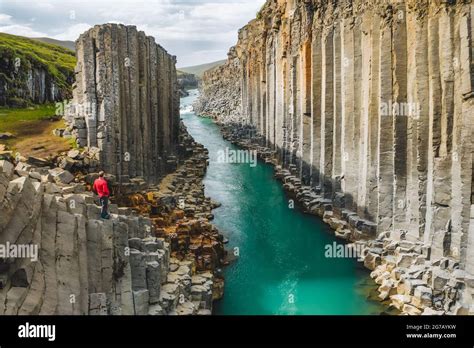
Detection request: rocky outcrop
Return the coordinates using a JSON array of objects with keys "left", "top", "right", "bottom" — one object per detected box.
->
[
  {"left": 0, "top": 66, "right": 68, "bottom": 107},
  {"left": 0, "top": 33, "right": 75, "bottom": 107},
  {"left": 178, "top": 71, "right": 199, "bottom": 97},
  {"left": 195, "top": 52, "right": 242, "bottom": 122},
  {"left": 64, "top": 24, "right": 180, "bottom": 183},
  {"left": 0, "top": 24, "right": 222, "bottom": 315},
  {"left": 0, "top": 138, "right": 218, "bottom": 315},
  {"left": 196, "top": 0, "right": 474, "bottom": 315}
]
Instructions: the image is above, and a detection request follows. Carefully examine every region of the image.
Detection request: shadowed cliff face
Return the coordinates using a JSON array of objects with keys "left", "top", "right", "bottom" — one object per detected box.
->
[
  {"left": 178, "top": 72, "right": 199, "bottom": 97},
  {"left": 64, "top": 24, "right": 181, "bottom": 183},
  {"left": 0, "top": 151, "right": 217, "bottom": 316},
  {"left": 0, "top": 25, "right": 219, "bottom": 316},
  {"left": 0, "top": 33, "right": 75, "bottom": 107},
  {"left": 196, "top": 0, "right": 474, "bottom": 314}
]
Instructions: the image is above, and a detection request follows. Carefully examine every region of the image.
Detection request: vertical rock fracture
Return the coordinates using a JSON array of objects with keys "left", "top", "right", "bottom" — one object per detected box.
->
[
  {"left": 0, "top": 24, "right": 218, "bottom": 315},
  {"left": 195, "top": 0, "right": 474, "bottom": 315},
  {"left": 65, "top": 24, "right": 180, "bottom": 182}
]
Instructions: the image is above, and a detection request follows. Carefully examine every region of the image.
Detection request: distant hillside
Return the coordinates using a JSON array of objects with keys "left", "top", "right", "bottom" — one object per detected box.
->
[
  {"left": 31, "top": 37, "right": 76, "bottom": 51},
  {"left": 177, "top": 70, "right": 199, "bottom": 97},
  {"left": 0, "top": 33, "right": 76, "bottom": 106},
  {"left": 179, "top": 60, "right": 226, "bottom": 78}
]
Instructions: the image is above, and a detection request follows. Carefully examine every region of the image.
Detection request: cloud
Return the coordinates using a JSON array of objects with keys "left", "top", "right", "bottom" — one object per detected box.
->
[
  {"left": 52, "top": 23, "right": 92, "bottom": 41},
  {"left": 0, "top": 18, "right": 48, "bottom": 37},
  {"left": 0, "top": 12, "right": 48, "bottom": 37},
  {"left": 0, "top": 0, "right": 266, "bottom": 66},
  {"left": 0, "top": 13, "right": 13, "bottom": 24}
]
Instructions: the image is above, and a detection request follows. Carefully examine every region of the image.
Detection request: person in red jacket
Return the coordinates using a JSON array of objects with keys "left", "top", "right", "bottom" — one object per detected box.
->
[{"left": 93, "top": 171, "right": 111, "bottom": 219}]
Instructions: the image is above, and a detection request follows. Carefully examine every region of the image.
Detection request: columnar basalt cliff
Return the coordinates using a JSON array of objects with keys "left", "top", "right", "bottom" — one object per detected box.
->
[
  {"left": 0, "top": 24, "right": 221, "bottom": 315},
  {"left": 0, "top": 154, "right": 217, "bottom": 315},
  {"left": 196, "top": 0, "right": 474, "bottom": 314},
  {"left": 65, "top": 24, "right": 180, "bottom": 182}
]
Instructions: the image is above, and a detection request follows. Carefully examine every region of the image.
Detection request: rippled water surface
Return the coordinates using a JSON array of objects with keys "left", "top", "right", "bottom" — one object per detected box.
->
[{"left": 181, "top": 90, "right": 385, "bottom": 315}]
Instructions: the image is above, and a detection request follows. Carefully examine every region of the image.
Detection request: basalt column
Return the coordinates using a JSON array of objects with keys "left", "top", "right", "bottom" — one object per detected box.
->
[
  {"left": 65, "top": 24, "right": 180, "bottom": 182},
  {"left": 196, "top": 0, "right": 474, "bottom": 312}
]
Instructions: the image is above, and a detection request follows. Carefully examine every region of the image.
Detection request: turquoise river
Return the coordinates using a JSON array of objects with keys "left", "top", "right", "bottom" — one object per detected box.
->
[{"left": 180, "top": 90, "right": 386, "bottom": 315}]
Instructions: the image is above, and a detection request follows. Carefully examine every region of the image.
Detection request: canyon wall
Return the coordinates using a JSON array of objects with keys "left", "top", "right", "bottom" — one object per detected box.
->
[
  {"left": 0, "top": 24, "right": 216, "bottom": 315},
  {"left": 178, "top": 71, "right": 199, "bottom": 97},
  {"left": 0, "top": 34, "right": 74, "bottom": 107},
  {"left": 0, "top": 66, "right": 69, "bottom": 107},
  {"left": 196, "top": 0, "right": 474, "bottom": 314},
  {"left": 64, "top": 24, "right": 180, "bottom": 182},
  {"left": 0, "top": 159, "right": 215, "bottom": 315}
]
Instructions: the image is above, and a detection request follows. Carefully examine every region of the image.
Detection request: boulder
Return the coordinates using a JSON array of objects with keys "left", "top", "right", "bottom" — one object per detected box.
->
[
  {"left": 48, "top": 168, "right": 75, "bottom": 184},
  {"left": 148, "top": 304, "right": 164, "bottom": 315},
  {"left": 421, "top": 308, "right": 444, "bottom": 315},
  {"left": 364, "top": 251, "right": 381, "bottom": 270},
  {"left": 402, "top": 304, "right": 422, "bottom": 315},
  {"left": 176, "top": 301, "right": 196, "bottom": 315},
  {"left": 15, "top": 162, "right": 32, "bottom": 174},
  {"left": 432, "top": 269, "right": 450, "bottom": 291},
  {"left": 0, "top": 151, "right": 14, "bottom": 161},
  {"left": 59, "top": 157, "right": 77, "bottom": 171},
  {"left": 0, "top": 160, "right": 14, "bottom": 178},
  {"left": 27, "top": 157, "right": 50, "bottom": 167},
  {"left": 390, "top": 294, "right": 411, "bottom": 310},
  {"left": 67, "top": 149, "right": 81, "bottom": 159},
  {"left": 396, "top": 253, "right": 417, "bottom": 268},
  {"left": 403, "top": 278, "right": 427, "bottom": 296},
  {"left": 0, "top": 132, "right": 14, "bottom": 139},
  {"left": 412, "top": 286, "right": 433, "bottom": 308}
]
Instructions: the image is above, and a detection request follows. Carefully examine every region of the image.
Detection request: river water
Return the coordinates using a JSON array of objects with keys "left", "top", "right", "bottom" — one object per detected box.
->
[{"left": 180, "top": 90, "right": 385, "bottom": 315}]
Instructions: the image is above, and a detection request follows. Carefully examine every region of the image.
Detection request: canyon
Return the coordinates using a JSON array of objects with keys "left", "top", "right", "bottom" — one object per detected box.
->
[
  {"left": 195, "top": 0, "right": 474, "bottom": 315},
  {"left": 64, "top": 24, "right": 180, "bottom": 183},
  {"left": 0, "top": 24, "right": 223, "bottom": 315},
  {"left": 1, "top": 0, "right": 473, "bottom": 317}
]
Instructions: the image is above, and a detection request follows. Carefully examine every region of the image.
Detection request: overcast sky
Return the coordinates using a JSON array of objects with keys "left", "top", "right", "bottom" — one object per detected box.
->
[{"left": 0, "top": 0, "right": 265, "bottom": 67}]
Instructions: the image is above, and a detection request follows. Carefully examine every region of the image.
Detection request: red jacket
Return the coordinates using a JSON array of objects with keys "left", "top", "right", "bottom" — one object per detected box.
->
[{"left": 93, "top": 177, "right": 110, "bottom": 197}]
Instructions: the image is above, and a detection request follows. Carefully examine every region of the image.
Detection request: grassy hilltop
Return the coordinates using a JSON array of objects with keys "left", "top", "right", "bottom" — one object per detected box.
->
[
  {"left": 0, "top": 33, "right": 76, "bottom": 157},
  {"left": 0, "top": 32, "right": 76, "bottom": 107}
]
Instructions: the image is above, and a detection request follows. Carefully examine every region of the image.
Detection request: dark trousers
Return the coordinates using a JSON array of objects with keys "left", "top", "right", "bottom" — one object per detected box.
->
[{"left": 99, "top": 196, "right": 109, "bottom": 218}]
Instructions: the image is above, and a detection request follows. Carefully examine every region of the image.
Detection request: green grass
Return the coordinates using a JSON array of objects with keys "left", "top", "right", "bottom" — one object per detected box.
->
[
  {"left": 0, "top": 104, "right": 57, "bottom": 133},
  {"left": 0, "top": 33, "right": 76, "bottom": 105},
  {"left": 0, "top": 105, "right": 71, "bottom": 157},
  {"left": 0, "top": 32, "right": 75, "bottom": 77},
  {"left": 31, "top": 37, "right": 76, "bottom": 51},
  {"left": 0, "top": 35, "right": 75, "bottom": 156}
]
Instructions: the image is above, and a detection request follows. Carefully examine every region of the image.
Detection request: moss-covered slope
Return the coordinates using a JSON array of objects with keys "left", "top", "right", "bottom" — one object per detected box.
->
[{"left": 0, "top": 32, "right": 76, "bottom": 107}]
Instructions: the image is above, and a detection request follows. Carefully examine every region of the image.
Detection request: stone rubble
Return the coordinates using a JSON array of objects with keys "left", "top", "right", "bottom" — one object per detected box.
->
[
  {"left": 0, "top": 126, "right": 221, "bottom": 315},
  {"left": 195, "top": 0, "right": 474, "bottom": 315},
  {"left": 117, "top": 122, "right": 227, "bottom": 307},
  {"left": 0, "top": 24, "right": 225, "bottom": 315}
]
